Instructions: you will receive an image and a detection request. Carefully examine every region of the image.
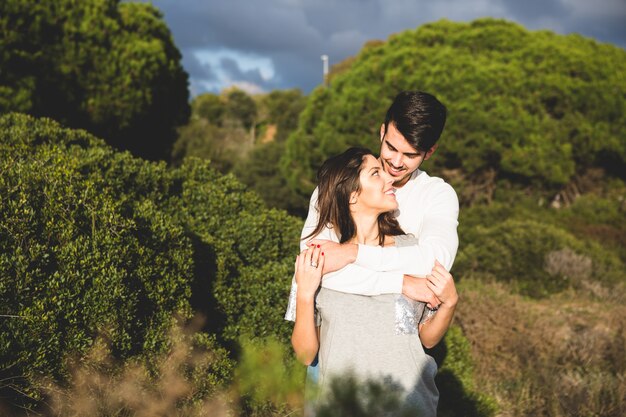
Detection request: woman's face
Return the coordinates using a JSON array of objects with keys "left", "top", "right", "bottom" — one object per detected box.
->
[{"left": 352, "top": 154, "right": 398, "bottom": 214}]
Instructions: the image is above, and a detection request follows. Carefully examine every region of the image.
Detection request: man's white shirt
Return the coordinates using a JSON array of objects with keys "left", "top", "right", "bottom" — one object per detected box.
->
[{"left": 285, "top": 168, "right": 459, "bottom": 320}]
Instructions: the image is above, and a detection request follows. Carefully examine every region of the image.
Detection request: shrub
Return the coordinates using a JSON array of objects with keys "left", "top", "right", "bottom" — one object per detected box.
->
[
  {"left": 455, "top": 217, "right": 624, "bottom": 297},
  {"left": 0, "top": 113, "right": 302, "bottom": 410},
  {"left": 0, "top": 114, "right": 194, "bottom": 408}
]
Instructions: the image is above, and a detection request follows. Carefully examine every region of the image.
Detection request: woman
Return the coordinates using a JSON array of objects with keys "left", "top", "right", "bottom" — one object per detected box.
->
[{"left": 291, "top": 147, "right": 458, "bottom": 416}]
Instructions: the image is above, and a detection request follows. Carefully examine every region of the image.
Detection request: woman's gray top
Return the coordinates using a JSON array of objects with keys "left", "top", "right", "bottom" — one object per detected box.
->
[{"left": 313, "top": 234, "right": 439, "bottom": 416}]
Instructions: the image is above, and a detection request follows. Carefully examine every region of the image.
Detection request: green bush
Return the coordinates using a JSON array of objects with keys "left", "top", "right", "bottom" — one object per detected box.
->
[
  {"left": 455, "top": 215, "right": 624, "bottom": 297},
  {"left": 0, "top": 114, "right": 194, "bottom": 407},
  {"left": 166, "top": 160, "right": 302, "bottom": 342},
  {"left": 0, "top": 113, "right": 302, "bottom": 410}
]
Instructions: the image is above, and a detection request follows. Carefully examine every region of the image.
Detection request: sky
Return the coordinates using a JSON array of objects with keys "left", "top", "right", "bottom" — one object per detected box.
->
[{"left": 142, "top": 0, "right": 626, "bottom": 96}]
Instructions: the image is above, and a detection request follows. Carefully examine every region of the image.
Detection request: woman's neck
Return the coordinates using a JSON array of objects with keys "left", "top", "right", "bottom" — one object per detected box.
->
[{"left": 349, "top": 212, "right": 381, "bottom": 246}]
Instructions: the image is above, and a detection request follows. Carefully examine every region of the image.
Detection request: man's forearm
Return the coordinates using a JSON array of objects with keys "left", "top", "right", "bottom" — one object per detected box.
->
[
  {"left": 354, "top": 238, "right": 457, "bottom": 275},
  {"left": 321, "top": 264, "right": 404, "bottom": 295}
]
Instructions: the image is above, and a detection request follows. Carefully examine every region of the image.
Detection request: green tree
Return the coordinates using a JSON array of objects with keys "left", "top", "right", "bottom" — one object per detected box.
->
[
  {"left": 282, "top": 19, "right": 626, "bottom": 206},
  {"left": 0, "top": 0, "right": 189, "bottom": 161},
  {"left": 171, "top": 90, "right": 254, "bottom": 172},
  {"left": 225, "top": 88, "right": 257, "bottom": 130},
  {"left": 262, "top": 89, "right": 307, "bottom": 142}
]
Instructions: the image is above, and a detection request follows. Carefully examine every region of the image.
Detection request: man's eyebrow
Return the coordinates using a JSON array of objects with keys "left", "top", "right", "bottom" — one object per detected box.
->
[{"left": 385, "top": 140, "right": 420, "bottom": 157}]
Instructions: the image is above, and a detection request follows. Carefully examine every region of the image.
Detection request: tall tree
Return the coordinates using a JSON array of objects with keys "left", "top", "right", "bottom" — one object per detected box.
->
[
  {"left": 0, "top": 0, "right": 189, "bottom": 160},
  {"left": 281, "top": 19, "right": 626, "bottom": 206}
]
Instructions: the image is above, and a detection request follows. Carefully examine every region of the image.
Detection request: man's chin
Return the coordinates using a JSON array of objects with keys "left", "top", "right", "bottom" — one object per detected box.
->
[{"left": 391, "top": 172, "right": 411, "bottom": 187}]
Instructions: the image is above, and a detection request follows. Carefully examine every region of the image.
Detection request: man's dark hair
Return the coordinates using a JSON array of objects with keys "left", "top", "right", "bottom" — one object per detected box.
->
[{"left": 383, "top": 91, "right": 447, "bottom": 152}]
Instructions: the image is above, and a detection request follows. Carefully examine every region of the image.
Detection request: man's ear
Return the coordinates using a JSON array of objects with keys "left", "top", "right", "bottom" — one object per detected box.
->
[
  {"left": 423, "top": 144, "right": 438, "bottom": 161},
  {"left": 379, "top": 123, "right": 386, "bottom": 142}
]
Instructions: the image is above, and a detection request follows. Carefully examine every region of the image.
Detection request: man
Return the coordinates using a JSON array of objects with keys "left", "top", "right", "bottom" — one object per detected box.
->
[{"left": 285, "top": 90, "right": 459, "bottom": 316}]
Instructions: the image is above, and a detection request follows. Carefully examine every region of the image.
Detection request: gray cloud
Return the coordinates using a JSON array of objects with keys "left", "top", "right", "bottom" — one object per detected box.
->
[
  {"left": 219, "top": 57, "right": 275, "bottom": 90},
  {"left": 500, "top": 0, "right": 570, "bottom": 20},
  {"left": 144, "top": 0, "right": 626, "bottom": 94}
]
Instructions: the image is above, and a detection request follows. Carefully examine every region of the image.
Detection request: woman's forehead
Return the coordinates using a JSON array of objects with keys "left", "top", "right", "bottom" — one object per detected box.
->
[{"left": 362, "top": 154, "right": 382, "bottom": 169}]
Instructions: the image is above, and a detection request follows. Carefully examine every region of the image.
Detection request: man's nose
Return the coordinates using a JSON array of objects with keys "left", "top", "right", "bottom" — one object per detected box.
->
[{"left": 391, "top": 153, "right": 403, "bottom": 167}]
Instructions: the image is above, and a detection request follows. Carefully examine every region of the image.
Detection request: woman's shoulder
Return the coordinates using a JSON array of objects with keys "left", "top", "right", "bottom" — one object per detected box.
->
[{"left": 393, "top": 233, "right": 418, "bottom": 247}]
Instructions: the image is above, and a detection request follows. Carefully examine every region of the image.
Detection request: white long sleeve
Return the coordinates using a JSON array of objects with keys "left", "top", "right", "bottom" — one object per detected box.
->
[
  {"left": 354, "top": 173, "right": 459, "bottom": 275},
  {"left": 285, "top": 171, "right": 459, "bottom": 321},
  {"left": 299, "top": 187, "right": 403, "bottom": 294}
]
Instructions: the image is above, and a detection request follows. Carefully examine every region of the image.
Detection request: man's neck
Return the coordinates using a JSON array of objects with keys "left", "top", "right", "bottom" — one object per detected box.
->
[{"left": 392, "top": 169, "right": 418, "bottom": 188}]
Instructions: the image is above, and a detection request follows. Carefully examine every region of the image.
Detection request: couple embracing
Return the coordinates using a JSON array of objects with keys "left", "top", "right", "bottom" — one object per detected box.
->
[{"left": 285, "top": 91, "right": 459, "bottom": 416}]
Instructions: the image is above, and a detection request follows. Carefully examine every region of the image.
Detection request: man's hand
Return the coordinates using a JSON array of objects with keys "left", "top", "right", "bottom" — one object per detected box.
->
[
  {"left": 402, "top": 275, "right": 441, "bottom": 309},
  {"left": 426, "top": 260, "right": 458, "bottom": 309},
  {"left": 307, "top": 239, "right": 358, "bottom": 274}
]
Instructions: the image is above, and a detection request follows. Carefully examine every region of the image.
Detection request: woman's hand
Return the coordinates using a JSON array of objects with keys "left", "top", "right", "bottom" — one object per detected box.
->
[
  {"left": 426, "top": 260, "right": 458, "bottom": 309},
  {"left": 306, "top": 239, "right": 356, "bottom": 274},
  {"left": 295, "top": 245, "right": 325, "bottom": 299}
]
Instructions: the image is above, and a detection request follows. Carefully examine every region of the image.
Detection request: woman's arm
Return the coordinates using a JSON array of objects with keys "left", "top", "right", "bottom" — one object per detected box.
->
[
  {"left": 291, "top": 246, "right": 324, "bottom": 365},
  {"left": 418, "top": 260, "right": 459, "bottom": 348}
]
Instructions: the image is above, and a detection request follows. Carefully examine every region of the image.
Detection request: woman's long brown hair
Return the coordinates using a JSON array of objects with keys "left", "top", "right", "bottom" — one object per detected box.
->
[{"left": 304, "top": 147, "right": 404, "bottom": 246}]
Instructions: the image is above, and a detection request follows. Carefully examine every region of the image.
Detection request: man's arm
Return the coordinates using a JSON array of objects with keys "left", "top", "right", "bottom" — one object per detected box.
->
[
  {"left": 313, "top": 182, "right": 459, "bottom": 276},
  {"left": 291, "top": 187, "right": 403, "bottom": 297}
]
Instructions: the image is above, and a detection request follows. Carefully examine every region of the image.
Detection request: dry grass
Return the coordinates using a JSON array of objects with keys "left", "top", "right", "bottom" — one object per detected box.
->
[
  {"left": 455, "top": 278, "right": 626, "bottom": 417},
  {"left": 42, "top": 322, "right": 233, "bottom": 417},
  {"left": 32, "top": 321, "right": 307, "bottom": 417}
]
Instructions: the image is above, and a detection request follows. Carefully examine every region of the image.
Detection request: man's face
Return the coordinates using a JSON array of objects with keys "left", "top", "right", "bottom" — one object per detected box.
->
[{"left": 379, "top": 122, "right": 436, "bottom": 187}]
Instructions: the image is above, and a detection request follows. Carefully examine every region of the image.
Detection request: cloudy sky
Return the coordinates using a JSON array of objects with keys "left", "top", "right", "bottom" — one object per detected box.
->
[{"left": 142, "top": 0, "right": 626, "bottom": 96}]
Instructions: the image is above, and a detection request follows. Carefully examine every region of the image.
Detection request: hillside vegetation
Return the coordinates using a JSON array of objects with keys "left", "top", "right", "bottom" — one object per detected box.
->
[
  {"left": 282, "top": 18, "right": 626, "bottom": 206},
  {"left": 277, "top": 18, "right": 626, "bottom": 415},
  {"left": 1, "top": 13, "right": 625, "bottom": 417}
]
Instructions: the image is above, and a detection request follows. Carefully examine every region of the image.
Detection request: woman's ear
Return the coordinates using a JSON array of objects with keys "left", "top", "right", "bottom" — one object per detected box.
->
[{"left": 349, "top": 191, "right": 358, "bottom": 205}]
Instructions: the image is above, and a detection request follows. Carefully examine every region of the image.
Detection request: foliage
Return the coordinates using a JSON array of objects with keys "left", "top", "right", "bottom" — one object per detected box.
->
[
  {"left": 0, "top": 0, "right": 189, "bottom": 160},
  {"left": 431, "top": 326, "right": 497, "bottom": 417},
  {"left": 260, "top": 89, "right": 307, "bottom": 143},
  {"left": 171, "top": 90, "right": 255, "bottom": 172},
  {"left": 454, "top": 197, "right": 625, "bottom": 297},
  {"left": 166, "top": 160, "right": 302, "bottom": 342},
  {"left": 233, "top": 141, "right": 311, "bottom": 217},
  {"left": 173, "top": 88, "right": 308, "bottom": 215},
  {"left": 0, "top": 113, "right": 301, "bottom": 410},
  {"left": 282, "top": 19, "right": 626, "bottom": 206},
  {"left": 234, "top": 337, "right": 305, "bottom": 416},
  {"left": 0, "top": 114, "right": 194, "bottom": 408},
  {"left": 455, "top": 278, "right": 626, "bottom": 417}
]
